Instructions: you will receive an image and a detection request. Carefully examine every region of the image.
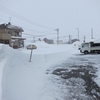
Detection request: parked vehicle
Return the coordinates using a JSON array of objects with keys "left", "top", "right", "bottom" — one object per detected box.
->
[
  {"left": 26, "top": 44, "right": 37, "bottom": 49},
  {"left": 79, "top": 42, "right": 100, "bottom": 54}
]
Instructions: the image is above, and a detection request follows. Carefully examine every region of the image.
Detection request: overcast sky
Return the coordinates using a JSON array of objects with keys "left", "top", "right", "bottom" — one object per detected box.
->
[{"left": 0, "top": 0, "right": 100, "bottom": 40}]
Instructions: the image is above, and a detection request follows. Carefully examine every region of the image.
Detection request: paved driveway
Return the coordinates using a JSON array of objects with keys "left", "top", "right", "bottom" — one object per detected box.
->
[{"left": 52, "top": 54, "right": 100, "bottom": 100}]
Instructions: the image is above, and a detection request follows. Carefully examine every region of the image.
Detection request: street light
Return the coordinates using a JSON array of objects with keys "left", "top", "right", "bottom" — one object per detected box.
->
[
  {"left": 76, "top": 28, "right": 79, "bottom": 41},
  {"left": 57, "top": 28, "right": 59, "bottom": 44},
  {"left": 55, "top": 28, "right": 59, "bottom": 44}
]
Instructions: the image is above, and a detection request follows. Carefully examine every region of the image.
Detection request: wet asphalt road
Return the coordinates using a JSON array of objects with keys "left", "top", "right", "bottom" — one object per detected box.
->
[{"left": 52, "top": 54, "right": 100, "bottom": 100}]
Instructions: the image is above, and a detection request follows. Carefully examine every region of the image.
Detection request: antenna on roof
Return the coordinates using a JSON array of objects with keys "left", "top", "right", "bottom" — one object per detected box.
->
[{"left": 8, "top": 17, "right": 12, "bottom": 25}]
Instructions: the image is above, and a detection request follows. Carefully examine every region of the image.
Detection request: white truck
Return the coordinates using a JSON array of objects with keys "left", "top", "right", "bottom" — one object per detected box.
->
[{"left": 79, "top": 42, "right": 100, "bottom": 54}]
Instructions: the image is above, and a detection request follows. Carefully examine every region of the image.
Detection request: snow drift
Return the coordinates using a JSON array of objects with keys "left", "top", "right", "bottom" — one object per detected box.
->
[{"left": 0, "top": 42, "right": 79, "bottom": 100}]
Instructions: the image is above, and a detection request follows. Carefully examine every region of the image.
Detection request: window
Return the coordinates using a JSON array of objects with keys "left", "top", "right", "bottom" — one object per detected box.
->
[
  {"left": 19, "top": 40, "right": 23, "bottom": 47},
  {"left": 82, "top": 43, "right": 89, "bottom": 47},
  {"left": 8, "top": 31, "right": 12, "bottom": 35},
  {"left": 0, "top": 40, "right": 9, "bottom": 44},
  {"left": 91, "top": 43, "right": 100, "bottom": 47},
  {"left": 14, "top": 31, "right": 19, "bottom": 36}
]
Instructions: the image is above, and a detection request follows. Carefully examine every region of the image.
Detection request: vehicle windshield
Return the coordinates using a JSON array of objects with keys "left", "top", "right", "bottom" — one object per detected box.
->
[{"left": 82, "top": 43, "right": 89, "bottom": 47}]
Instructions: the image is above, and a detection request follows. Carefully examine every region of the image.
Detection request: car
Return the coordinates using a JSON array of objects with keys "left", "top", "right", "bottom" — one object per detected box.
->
[{"left": 26, "top": 44, "right": 37, "bottom": 49}]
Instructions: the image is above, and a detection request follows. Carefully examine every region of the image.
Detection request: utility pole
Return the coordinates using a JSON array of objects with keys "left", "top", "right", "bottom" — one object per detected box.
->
[
  {"left": 91, "top": 28, "right": 93, "bottom": 39},
  {"left": 56, "top": 28, "right": 59, "bottom": 44},
  {"left": 83, "top": 36, "right": 86, "bottom": 43},
  {"left": 69, "top": 35, "right": 71, "bottom": 44},
  {"left": 33, "top": 37, "right": 35, "bottom": 42},
  {"left": 76, "top": 28, "right": 79, "bottom": 41}
]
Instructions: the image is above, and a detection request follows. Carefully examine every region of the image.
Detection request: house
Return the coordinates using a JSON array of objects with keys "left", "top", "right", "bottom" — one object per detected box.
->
[
  {"left": 0, "top": 22, "right": 26, "bottom": 48},
  {"left": 43, "top": 38, "right": 54, "bottom": 44}
]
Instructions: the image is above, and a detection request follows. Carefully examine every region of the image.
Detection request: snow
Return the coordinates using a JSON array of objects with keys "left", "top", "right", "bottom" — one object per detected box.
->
[
  {"left": 7, "top": 25, "right": 24, "bottom": 32},
  {"left": 11, "top": 36, "right": 26, "bottom": 40},
  {"left": 0, "top": 40, "right": 100, "bottom": 100}
]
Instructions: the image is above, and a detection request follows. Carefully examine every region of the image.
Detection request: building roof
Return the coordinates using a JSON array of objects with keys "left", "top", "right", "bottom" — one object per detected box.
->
[
  {"left": 0, "top": 23, "right": 24, "bottom": 32},
  {"left": 7, "top": 24, "right": 24, "bottom": 32},
  {"left": 0, "top": 24, "right": 6, "bottom": 28}
]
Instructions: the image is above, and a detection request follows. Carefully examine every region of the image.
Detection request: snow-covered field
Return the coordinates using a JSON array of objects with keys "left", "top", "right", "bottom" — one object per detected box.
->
[{"left": 0, "top": 41, "right": 100, "bottom": 100}]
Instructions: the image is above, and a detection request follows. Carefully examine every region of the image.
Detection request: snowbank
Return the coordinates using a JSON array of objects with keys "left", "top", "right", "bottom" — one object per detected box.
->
[{"left": 0, "top": 42, "right": 79, "bottom": 100}]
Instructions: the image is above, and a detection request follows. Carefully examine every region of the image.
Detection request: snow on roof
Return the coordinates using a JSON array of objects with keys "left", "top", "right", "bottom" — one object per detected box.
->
[
  {"left": 11, "top": 36, "right": 26, "bottom": 40},
  {"left": 7, "top": 25, "right": 24, "bottom": 32},
  {"left": 0, "top": 23, "right": 24, "bottom": 32}
]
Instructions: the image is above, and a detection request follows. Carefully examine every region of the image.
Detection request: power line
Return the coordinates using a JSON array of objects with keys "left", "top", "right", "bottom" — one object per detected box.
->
[
  {"left": 12, "top": 23, "right": 55, "bottom": 33},
  {"left": 0, "top": 18, "right": 8, "bottom": 22},
  {"left": 0, "top": 5, "right": 55, "bottom": 29},
  {"left": 19, "top": 26, "right": 55, "bottom": 34},
  {"left": 0, "top": 18, "right": 55, "bottom": 34},
  {"left": 23, "top": 33, "right": 45, "bottom": 37}
]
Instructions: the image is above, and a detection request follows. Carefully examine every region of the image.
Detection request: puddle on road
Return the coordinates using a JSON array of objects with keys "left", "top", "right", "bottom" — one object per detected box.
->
[{"left": 52, "top": 65, "right": 100, "bottom": 100}]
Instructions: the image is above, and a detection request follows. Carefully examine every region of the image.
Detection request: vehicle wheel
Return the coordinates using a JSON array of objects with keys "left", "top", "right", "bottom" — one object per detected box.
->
[{"left": 84, "top": 51, "right": 89, "bottom": 55}]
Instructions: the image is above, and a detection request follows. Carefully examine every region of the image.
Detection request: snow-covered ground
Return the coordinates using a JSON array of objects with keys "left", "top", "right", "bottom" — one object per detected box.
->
[{"left": 0, "top": 41, "right": 100, "bottom": 100}]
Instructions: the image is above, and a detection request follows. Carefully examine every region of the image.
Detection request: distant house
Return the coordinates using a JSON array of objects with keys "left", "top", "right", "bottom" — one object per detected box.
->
[
  {"left": 0, "top": 22, "right": 26, "bottom": 48},
  {"left": 43, "top": 38, "right": 54, "bottom": 44}
]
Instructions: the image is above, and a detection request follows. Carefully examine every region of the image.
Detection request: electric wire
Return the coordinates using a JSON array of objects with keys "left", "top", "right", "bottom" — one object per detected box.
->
[
  {"left": 0, "top": 5, "right": 55, "bottom": 29},
  {"left": 0, "top": 18, "right": 55, "bottom": 34}
]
